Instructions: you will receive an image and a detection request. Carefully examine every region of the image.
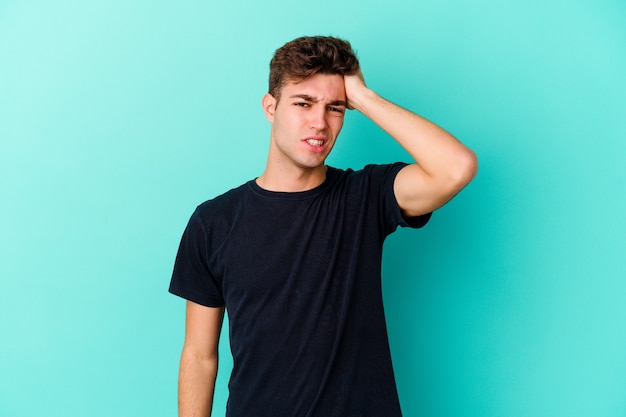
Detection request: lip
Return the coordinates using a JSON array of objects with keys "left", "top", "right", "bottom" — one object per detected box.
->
[{"left": 302, "top": 136, "right": 328, "bottom": 152}]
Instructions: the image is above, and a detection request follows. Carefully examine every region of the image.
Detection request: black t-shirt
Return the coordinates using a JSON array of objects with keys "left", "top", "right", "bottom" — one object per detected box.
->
[{"left": 169, "top": 163, "right": 431, "bottom": 417}]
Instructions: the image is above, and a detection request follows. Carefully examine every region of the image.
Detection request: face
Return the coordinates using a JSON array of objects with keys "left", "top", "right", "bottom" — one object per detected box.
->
[{"left": 262, "top": 73, "right": 347, "bottom": 173}]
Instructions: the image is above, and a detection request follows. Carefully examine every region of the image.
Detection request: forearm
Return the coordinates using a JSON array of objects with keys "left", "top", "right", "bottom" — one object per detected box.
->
[
  {"left": 349, "top": 87, "right": 476, "bottom": 181},
  {"left": 178, "top": 347, "right": 219, "bottom": 417}
]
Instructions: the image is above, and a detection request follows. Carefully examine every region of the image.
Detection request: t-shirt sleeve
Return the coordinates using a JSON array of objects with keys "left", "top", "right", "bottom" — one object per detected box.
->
[
  {"left": 366, "top": 162, "right": 432, "bottom": 232},
  {"left": 168, "top": 207, "right": 225, "bottom": 307}
]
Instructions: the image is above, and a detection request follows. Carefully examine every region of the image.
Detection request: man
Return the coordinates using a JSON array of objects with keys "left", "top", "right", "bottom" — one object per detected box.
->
[{"left": 169, "top": 36, "right": 477, "bottom": 417}]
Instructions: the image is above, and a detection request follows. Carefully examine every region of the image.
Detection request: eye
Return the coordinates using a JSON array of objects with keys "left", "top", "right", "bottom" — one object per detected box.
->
[
  {"left": 294, "top": 102, "right": 310, "bottom": 108},
  {"left": 327, "top": 106, "right": 345, "bottom": 114}
]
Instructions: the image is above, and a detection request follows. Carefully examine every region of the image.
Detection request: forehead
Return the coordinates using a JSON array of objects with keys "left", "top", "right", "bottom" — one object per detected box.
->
[{"left": 283, "top": 73, "right": 346, "bottom": 100}]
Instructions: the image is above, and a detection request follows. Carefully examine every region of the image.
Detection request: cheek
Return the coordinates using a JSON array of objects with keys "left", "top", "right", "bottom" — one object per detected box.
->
[
  {"left": 275, "top": 112, "right": 302, "bottom": 132},
  {"left": 285, "top": 112, "right": 306, "bottom": 129},
  {"left": 330, "top": 117, "right": 344, "bottom": 134}
]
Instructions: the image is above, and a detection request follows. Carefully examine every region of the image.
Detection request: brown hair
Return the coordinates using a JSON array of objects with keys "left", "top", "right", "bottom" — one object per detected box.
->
[{"left": 268, "top": 36, "right": 360, "bottom": 100}]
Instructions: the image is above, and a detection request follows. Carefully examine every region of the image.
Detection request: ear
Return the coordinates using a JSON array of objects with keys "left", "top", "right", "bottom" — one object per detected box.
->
[{"left": 262, "top": 93, "right": 277, "bottom": 123}]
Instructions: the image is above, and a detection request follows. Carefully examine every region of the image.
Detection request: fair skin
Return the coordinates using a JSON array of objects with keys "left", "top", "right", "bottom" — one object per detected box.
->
[
  {"left": 344, "top": 70, "right": 478, "bottom": 216},
  {"left": 257, "top": 71, "right": 477, "bottom": 215},
  {"left": 256, "top": 73, "right": 348, "bottom": 192},
  {"left": 179, "top": 68, "right": 477, "bottom": 417},
  {"left": 178, "top": 302, "right": 224, "bottom": 417}
]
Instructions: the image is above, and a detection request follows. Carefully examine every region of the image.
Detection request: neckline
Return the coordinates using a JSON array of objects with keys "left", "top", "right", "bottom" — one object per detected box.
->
[{"left": 247, "top": 166, "right": 340, "bottom": 200}]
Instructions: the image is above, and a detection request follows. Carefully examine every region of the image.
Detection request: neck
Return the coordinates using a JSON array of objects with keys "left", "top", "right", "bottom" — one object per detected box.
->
[{"left": 256, "top": 165, "right": 327, "bottom": 192}]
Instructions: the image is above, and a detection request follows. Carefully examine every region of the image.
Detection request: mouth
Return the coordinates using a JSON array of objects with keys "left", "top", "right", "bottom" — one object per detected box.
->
[
  {"left": 303, "top": 136, "right": 328, "bottom": 153},
  {"left": 304, "top": 135, "right": 327, "bottom": 144},
  {"left": 305, "top": 138, "right": 325, "bottom": 147}
]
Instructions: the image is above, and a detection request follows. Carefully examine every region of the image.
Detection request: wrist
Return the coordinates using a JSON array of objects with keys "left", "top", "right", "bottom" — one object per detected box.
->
[{"left": 348, "top": 87, "right": 379, "bottom": 113}]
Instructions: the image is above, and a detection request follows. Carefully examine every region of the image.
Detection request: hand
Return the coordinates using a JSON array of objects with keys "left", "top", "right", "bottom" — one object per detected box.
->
[{"left": 344, "top": 69, "right": 368, "bottom": 110}]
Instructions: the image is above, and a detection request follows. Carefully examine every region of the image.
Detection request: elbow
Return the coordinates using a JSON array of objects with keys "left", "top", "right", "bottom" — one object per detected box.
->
[{"left": 449, "top": 148, "right": 478, "bottom": 191}]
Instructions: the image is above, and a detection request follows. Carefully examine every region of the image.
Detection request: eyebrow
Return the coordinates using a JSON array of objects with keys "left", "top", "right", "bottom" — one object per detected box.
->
[{"left": 289, "top": 94, "right": 347, "bottom": 107}]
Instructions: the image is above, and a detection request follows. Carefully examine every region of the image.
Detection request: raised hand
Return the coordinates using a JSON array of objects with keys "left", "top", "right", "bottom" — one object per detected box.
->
[{"left": 343, "top": 69, "right": 368, "bottom": 111}]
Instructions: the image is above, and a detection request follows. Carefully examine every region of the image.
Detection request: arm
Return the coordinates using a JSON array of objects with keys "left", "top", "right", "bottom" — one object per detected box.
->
[
  {"left": 178, "top": 301, "right": 225, "bottom": 417},
  {"left": 344, "top": 70, "right": 478, "bottom": 217}
]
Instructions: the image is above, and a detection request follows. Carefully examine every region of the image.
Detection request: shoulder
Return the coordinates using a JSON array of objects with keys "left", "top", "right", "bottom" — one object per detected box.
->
[
  {"left": 190, "top": 181, "right": 252, "bottom": 229},
  {"left": 197, "top": 182, "right": 249, "bottom": 210},
  {"left": 328, "top": 163, "right": 407, "bottom": 189},
  {"left": 361, "top": 162, "right": 408, "bottom": 177}
]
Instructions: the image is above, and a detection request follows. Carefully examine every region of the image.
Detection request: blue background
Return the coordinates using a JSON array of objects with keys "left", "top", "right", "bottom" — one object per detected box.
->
[{"left": 1, "top": 0, "right": 625, "bottom": 416}]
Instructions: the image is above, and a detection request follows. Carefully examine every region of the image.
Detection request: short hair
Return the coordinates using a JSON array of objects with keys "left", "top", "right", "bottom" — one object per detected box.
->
[{"left": 268, "top": 36, "right": 360, "bottom": 100}]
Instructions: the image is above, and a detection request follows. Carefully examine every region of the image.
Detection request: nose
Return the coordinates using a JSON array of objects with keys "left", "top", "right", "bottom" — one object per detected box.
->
[{"left": 309, "top": 106, "right": 327, "bottom": 131}]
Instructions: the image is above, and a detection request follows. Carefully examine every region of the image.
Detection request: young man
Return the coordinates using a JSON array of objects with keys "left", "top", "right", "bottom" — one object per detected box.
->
[{"left": 169, "top": 36, "right": 477, "bottom": 417}]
